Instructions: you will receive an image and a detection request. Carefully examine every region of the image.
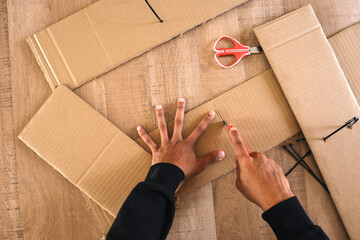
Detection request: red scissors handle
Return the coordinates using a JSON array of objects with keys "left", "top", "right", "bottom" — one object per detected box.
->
[{"left": 214, "top": 36, "right": 250, "bottom": 68}]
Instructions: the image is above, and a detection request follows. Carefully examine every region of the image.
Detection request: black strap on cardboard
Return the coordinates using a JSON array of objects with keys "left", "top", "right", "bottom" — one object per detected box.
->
[
  {"left": 145, "top": 0, "right": 163, "bottom": 23},
  {"left": 323, "top": 116, "right": 359, "bottom": 142}
]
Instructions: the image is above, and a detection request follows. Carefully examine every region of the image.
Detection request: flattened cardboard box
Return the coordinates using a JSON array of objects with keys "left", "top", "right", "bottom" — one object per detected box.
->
[
  {"left": 254, "top": 5, "right": 360, "bottom": 239},
  {"left": 27, "top": 0, "right": 248, "bottom": 90},
  {"left": 18, "top": 86, "right": 152, "bottom": 216}
]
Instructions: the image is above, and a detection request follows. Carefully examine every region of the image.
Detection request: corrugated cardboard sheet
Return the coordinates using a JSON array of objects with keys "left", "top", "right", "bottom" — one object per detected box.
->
[
  {"left": 18, "top": 86, "right": 152, "bottom": 217},
  {"left": 254, "top": 5, "right": 360, "bottom": 238},
  {"left": 27, "top": 0, "right": 248, "bottom": 90}
]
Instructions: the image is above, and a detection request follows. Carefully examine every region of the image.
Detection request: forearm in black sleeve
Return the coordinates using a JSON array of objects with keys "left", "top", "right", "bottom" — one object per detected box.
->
[
  {"left": 262, "top": 196, "right": 329, "bottom": 240},
  {"left": 106, "top": 163, "right": 184, "bottom": 240}
]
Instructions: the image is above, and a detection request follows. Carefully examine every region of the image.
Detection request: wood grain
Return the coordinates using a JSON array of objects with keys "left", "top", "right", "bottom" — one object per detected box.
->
[
  {"left": 1, "top": 0, "right": 359, "bottom": 239},
  {"left": 0, "top": 0, "right": 22, "bottom": 239},
  {"left": 7, "top": 0, "right": 103, "bottom": 239}
]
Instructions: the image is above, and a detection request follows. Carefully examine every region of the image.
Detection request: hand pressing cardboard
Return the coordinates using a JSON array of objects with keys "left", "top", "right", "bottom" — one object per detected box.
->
[
  {"left": 229, "top": 127, "right": 294, "bottom": 211},
  {"left": 136, "top": 98, "right": 225, "bottom": 179}
]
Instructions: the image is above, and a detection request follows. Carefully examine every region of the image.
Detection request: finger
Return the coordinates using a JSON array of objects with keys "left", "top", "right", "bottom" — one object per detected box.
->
[
  {"left": 187, "top": 111, "right": 216, "bottom": 143},
  {"left": 199, "top": 150, "right": 225, "bottom": 166},
  {"left": 156, "top": 105, "right": 169, "bottom": 146},
  {"left": 172, "top": 98, "right": 186, "bottom": 142},
  {"left": 235, "top": 155, "right": 241, "bottom": 185},
  {"left": 235, "top": 155, "right": 240, "bottom": 173},
  {"left": 229, "top": 127, "right": 249, "bottom": 159},
  {"left": 137, "top": 126, "right": 157, "bottom": 152}
]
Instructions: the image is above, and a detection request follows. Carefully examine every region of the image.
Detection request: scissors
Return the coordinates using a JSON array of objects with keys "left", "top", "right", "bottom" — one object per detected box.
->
[{"left": 214, "top": 36, "right": 262, "bottom": 68}]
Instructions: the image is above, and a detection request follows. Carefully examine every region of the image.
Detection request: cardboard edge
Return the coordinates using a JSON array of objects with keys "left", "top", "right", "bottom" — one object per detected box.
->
[
  {"left": 82, "top": 193, "right": 114, "bottom": 235},
  {"left": 253, "top": 4, "right": 312, "bottom": 32},
  {"left": 27, "top": 35, "right": 58, "bottom": 91}
]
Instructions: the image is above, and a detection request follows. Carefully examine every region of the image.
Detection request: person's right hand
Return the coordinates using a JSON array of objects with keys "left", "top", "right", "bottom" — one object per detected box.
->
[{"left": 229, "top": 127, "right": 294, "bottom": 211}]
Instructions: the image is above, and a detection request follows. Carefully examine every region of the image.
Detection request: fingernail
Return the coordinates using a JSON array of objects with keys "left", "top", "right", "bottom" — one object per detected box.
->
[
  {"left": 230, "top": 127, "right": 237, "bottom": 132},
  {"left": 178, "top": 98, "right": 185, "bottom": 103},
  {"left": 156, "top": 105, "right": 162, "bottom": 110},
  {"left": 137, "top": 126, "right": 142, "bottom": 131},
  {"left": 218, "top": 151, "right": 225, "bottom": 160},
  {"left": 209, "top": 111, "right": 215, "bottom": 116}
]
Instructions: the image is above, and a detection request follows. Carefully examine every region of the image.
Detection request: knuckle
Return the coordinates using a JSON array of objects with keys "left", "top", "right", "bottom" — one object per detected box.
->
[
  {"left": 158, "top": 123, "right": 167, "bottom": 130},
  {"left": 177, "top": 104, "right": 185, "bottom": 110},
  {"left": 234, "top": 139, "right": 243, "bottom": 146},
  {"left": 175, "top": 119, "right": 183, "bottom": 126},
  {"left": 197, "top": 125, "right": 206, "bottom": 133},
  {"left": 156, "top": 111, "right": 164, "bottom": 117}
]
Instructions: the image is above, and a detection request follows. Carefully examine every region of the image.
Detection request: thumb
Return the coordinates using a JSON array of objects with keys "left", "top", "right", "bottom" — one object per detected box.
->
[{"left": 199, "top": 150, "right": 225, "bottom": 166}]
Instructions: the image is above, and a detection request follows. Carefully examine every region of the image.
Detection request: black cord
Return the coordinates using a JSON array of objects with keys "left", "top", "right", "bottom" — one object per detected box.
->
[
  {"left": 145, "top": 0, "right": 163, "bottom": 23},
  {"left": 283, "top": 145, "right": 329, "bottom": 194},
  {"left": 323, "top": 116, "right": 358, "bottom": 142},
  {"left": 285, "top": 150, "right": 311, "bottom": 176}
]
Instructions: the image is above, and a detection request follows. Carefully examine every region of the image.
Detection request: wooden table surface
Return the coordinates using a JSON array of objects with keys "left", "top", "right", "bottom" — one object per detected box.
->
[{"left": 1, "top": 0, "right": 359, "bottom": 239}]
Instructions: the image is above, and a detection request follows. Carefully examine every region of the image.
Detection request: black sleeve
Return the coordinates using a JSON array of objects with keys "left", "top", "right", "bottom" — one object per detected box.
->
[
  {"left": 106, "top": 163, "right": 184, "bottom": 240},
  {"left": 262, "top": 196, "right": 329, "bottom": 240}
]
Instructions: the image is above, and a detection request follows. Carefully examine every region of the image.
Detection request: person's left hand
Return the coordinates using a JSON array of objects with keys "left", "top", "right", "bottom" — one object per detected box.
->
[{"left": 137, "top": 98, "right": 225, "bottom": 179}]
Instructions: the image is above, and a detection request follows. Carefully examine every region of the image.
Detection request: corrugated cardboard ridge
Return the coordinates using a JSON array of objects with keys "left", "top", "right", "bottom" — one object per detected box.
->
[
  {"left": 19, "top": 86, "right": 152, "bottom": 217},
  {"left": 254, "top": 5, "right": 360, "bottom": 239},
  {"left": 136, "top": 70, "right": 300, "bottom": 195},
  {"left": 28, "top": 0, "right": 248, "bottom": 91}
]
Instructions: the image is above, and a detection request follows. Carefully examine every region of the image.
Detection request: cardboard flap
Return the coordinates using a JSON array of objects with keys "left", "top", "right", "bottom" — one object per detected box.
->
[
  {"left": 27, "top": 0, "right": 248, "bottom": 90},
  {"left": 254, "top": 6, "right": 321, "bottom": 52},
  {"left": 19, "top": 86, "right": 152, "bottom": 217},
  {"left": 254, "top": 5, "right": 360, "bottom": 238}
]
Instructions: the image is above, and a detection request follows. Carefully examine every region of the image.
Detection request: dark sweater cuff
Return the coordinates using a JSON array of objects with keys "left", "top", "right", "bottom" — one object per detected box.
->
[
  {"left": 145, "top": 163, "right": 185, "bottom": 195},
  {"left": 262, "top": 196, "right": 314, "bottom": 239}
]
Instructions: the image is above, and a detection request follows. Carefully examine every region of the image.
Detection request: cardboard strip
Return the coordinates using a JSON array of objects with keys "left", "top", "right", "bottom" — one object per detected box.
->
[
  {"left": 27, "top": 0, "right": 248, "bottom": 90},
  {"left": 254, "top": 5, "right": 360, "bottom": 238},
  {"left": 19, "top": 86, "right": 152, "bottom": 217}
]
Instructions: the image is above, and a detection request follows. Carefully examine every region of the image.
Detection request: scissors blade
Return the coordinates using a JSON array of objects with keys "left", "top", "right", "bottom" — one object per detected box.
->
[{"left": 217, "top": 112, "right": 229, "bottom": 127}]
